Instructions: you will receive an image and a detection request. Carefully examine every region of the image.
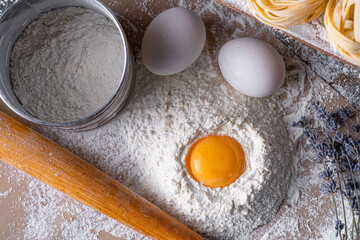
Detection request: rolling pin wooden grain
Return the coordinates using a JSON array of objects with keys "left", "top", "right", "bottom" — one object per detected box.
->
[{"left": 0, "top": 111, "right": 203, "bottom": 240}]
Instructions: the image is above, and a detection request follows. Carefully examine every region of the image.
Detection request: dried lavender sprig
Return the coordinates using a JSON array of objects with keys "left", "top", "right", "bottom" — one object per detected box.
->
[
  {"left": 339, "top": 171, "right": 360, "bottom": 240},
  {"left": 294, "top": 102, "right": 360, "bottom": 239},
  {"left": 345, "top": 155, "right": 360, "bottom": 238},
  {"left": 335, "top": 155, "right": 349, "bottom": 239}
]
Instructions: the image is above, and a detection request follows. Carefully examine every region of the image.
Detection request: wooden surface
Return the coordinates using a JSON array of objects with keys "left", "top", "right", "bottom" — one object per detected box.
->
[
  {"left": 0, "top": 111, "right": 202, "bottom": 240},
  {"left": 1, "top": 0, "right": 360, "bottom": 239}
]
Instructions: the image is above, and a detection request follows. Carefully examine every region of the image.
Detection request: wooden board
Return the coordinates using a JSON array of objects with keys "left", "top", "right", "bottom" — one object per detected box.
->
[{"left": 216, "top": 0, "right": 360, "bottom": 70}]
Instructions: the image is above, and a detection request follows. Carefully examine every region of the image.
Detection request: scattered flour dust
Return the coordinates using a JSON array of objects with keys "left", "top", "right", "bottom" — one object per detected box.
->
[
  {"left": 10, "top": 7, "right": 124, "bottom": 123},
  {"left": 0, "top": 187, "right": 12, "bottom": 197},
  {"left": 0, "top": 1, "right": 341, "bottom": 240}
]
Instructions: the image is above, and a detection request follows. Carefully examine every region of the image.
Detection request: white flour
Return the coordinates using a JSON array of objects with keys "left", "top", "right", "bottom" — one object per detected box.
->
[
  {"left": 0, "top": 1, "right": 346, "bottom": 240},
  {"left": 10, "top": 7, "right": 124, "bottom": 123}
]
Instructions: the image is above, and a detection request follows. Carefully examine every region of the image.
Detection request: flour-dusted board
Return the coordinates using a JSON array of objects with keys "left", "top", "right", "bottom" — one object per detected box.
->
[
  {"left": 217, "top": 0, "right": 360, "bottom": 69},
  {"left": 0, "top": 0, "right": 357, "bottom": 239}
]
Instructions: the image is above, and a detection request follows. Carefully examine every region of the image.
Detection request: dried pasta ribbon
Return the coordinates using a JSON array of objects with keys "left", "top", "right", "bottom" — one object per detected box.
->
[
  {"left": 247, "top": 0, "right": 329, "bottom": 28},
  {"left": 325, "top": 0, "right": 360, "bottom": 65}
]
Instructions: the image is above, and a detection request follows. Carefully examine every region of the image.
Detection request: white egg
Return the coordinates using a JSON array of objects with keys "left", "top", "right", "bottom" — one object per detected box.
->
[
  {"left": 141, "top": 7, "right": 206, "bottom": 76},
  {"left": 218, "top": 38, "right": 286, "bottom": 98}
]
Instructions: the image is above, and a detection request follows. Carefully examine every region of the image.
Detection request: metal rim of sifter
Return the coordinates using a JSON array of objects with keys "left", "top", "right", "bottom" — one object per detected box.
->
[{"left": 0, "top": 0, "right": 135, "bottom": 131}]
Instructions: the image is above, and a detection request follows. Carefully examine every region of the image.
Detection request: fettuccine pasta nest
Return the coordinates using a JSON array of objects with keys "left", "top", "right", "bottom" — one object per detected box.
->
[
  {"left": 247, "top": 0, "right": 329, "bottom": 28},
  {"left": 325, "top": 0, "right": 360, "bottom": 65}
]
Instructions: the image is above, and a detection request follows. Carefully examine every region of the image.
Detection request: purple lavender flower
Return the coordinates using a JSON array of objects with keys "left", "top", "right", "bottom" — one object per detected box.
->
[
  {"left": 346, "top": 178, "right": 359, "bottom": 192},
  {"left": 352, "top": 124, "right": 360, "bottom": 133},
  {"left": 335, "top": 220, "right": 344, "bottom": 237},
  {"left": 337, "top": 107, "right": 355, "bottom": 121},
  {"left": 319, "top": 167, "right": 334, "bottom": 179},
  {"left": 321, "top": 180, "right": 337, "bottom": 194},
  {"left": 334, "top": 131, "right": 346, "bottom": 142},
  {"left": 323, "top": 113, "right": 340, "bottom": 132},
  {"left": 353, "top": 163, "right": 360, "bottom": 172},
  {"left": 292, "top": 116, "right": 308, "bottom": 127},
  {"left": 350, "top": 197, "right": 360, "bottom": 214}
]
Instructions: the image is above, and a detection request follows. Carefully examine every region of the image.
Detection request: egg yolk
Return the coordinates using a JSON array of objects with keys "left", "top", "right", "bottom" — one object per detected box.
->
[{"left": 185, "top": 135, "right": 246, "bottom": 188}]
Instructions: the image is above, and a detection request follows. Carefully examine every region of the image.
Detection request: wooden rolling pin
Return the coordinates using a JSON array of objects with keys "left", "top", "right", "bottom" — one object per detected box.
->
[{"left": 0, "top": 111, "right": 202, "bottom": 240}]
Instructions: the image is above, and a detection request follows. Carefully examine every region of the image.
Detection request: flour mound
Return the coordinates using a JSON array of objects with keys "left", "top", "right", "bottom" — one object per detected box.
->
[{"left": 118, "top": 66, "right": 293, "bottom": 238}]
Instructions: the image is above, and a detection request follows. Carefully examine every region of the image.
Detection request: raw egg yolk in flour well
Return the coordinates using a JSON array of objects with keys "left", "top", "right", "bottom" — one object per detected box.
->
[{"left": 185, "top": 136, "right": 246, "bottom": 188}]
